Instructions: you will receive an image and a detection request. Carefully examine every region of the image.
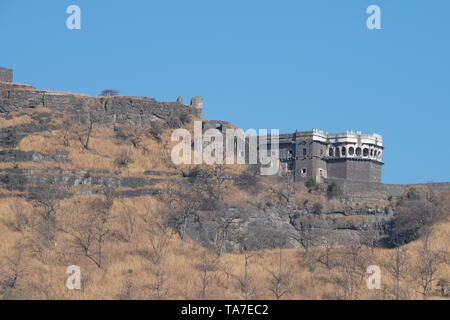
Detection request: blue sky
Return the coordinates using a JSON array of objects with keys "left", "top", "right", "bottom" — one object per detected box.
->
[{"left": 1, "top": 0, "right": 449, "bottom": 184}]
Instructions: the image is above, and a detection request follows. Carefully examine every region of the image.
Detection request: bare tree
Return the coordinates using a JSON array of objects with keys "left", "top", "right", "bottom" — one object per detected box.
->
[
  {"left": 332, "top": 237, "right": 372, "bottom": 300},
  {"left": 87, "top": 188, "right": 115, "bottom": 268},
  {"left": 120, "top": 204, "right": 137, "bottom": 242},
  {"left": 26, "top": 188, "right": 61, "bottom": 258},
  {"left": 9, "top": 199, "right": 30, "bottom": 232},
  {"left": 0, "top": 243, "right": 27, "bottom": 299},
  {"left": 414, "top": 234, "right": 445, "bottom": 300},
  {"left": 317, "top": 218, "right": 337, "bottom": 269},
  {"left": 142, "top": 210, "right": 174, "bottom": 265},
  {"left": 234, "top": 164, "right": 261, "bottom": 194},
  {"left": 191, "top": 162, "right": 231, "bottom": 204},
  {"left": 76, "top": 100, "right": 102, "bottom": 150},
  {"left": 208, "top": 163, "right": 228, "bottom": 202},
  {"left": 63, "top": 188, "right": 116, "bottom": 268},
  {"left": 165, "top": 181, "right": 203, "bottom": 241},
  {"left": 60, "top": 118, "right": 75, "bottom": 147},
  {"left": 267, "top": 247, "right": 293, "bottom": 300},
  {"left": 384, "top": 246, "right": 410, "bottom": 300},
  {"left": 197, "top": 251, "right": 220, "bottom": 299},
  {"left": 213, "top": 205, "right": 236, "bottom": 256},
  {"left": 117, "top": 279, "right": 140, "bottom": 300},
  {"left": 237, "top": 251, "right": 255, "bottom": 300},
  {"left": 270, "top": 172, "right": 296, "bottom": 204},
  {"left": 148, "top": 265, "right": 170, "bottom": 300},
  {"left": 233, "top": 229, "right": 262, "bottom": 300}
]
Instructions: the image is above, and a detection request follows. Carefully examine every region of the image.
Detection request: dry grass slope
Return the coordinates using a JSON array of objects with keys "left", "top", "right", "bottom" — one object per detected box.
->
[{"left": 0, "top": 107, "right": 448, "bottom": 300}]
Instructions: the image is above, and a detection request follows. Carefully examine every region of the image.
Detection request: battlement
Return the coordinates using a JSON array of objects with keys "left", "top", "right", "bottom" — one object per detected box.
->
[
  {"left": 301, "top": 129, "right": 383, "bottom": 147},
  {"left": 0, "top": 67, "right": 13, "bottom": 83}
]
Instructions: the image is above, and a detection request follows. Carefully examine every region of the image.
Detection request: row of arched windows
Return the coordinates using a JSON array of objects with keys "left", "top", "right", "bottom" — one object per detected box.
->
[{"left": 328, "top": 146, "right": 382, "bottom": 160}]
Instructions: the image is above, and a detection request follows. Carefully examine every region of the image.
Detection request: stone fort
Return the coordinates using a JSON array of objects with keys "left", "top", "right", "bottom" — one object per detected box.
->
[
  {"left": 204, "top": 120, "right": 384, "bottom": 184},
  {"left": 276, "top": 129, "right": 383, "bottom": 183},
  {"left": 2, "top": 66, "right": 383, "bottom": 184}
]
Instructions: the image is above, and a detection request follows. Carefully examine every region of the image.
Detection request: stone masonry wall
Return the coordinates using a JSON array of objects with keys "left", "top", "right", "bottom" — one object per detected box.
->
[
  {"left": 0, "top": 82, "right": 201, "bottom": 127},
  {"left": 0, "top": 67, "right": 13, "bottom": 83}
]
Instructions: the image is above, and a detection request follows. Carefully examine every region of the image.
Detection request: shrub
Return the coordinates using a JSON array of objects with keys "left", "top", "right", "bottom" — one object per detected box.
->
[
  {"left": 312, "top": 202, "right": 323, "bottom": 215},
  {"left": 234, "top": 165, "right": 260, "bottom": 193},
  {"left": 305, "top": 178, "right": 318, "bottom": 192},
  {"left": 387, "top": 199, "right": 442, "bottom": 246},
  {"left": 167, "top": 117, "right": 182, "bottom": 129},
  {"left": 184, "top": 166, "right": 207, "bottom": 184},
  {"left": 5, "top": 129, "right": 20, "bottom": 148},
  {"left": 115, "top": 150, "right": 134, "bottom": 168},
  {"left": 305, "top": 178, "right": 316, "bottom": 189},
  {"left": 149, "top": 122, "right": 163, "bottom": 142},
  {"left": 327, "top": 182, "right": 342, "bottom": 199},
  {"left": 179, "top": 112, "right": 192, "bottom": 125}
]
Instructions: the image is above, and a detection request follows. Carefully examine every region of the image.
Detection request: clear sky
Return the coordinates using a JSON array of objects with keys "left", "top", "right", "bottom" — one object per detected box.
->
[{"left": 1, "top": 0, "right": 449, "bottom": 184}]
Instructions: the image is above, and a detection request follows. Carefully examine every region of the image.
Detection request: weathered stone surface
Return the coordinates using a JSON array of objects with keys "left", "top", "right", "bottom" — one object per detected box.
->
[
  {"left": 0, "top": 67, "right": 13, "bottom": 83},
  {"left": 185, "top": 205, "right": 395, "bottom": 252},
  {"left": 0, "top": 82, "right": 201, "bottom": 128},
  {"left": 0, "top": 150, "right": 69, "bottom": 163}
]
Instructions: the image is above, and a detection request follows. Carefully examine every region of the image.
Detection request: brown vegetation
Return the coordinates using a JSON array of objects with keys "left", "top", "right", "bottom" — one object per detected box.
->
[{"left": 0, "top": 108, "right": 448, "bottom": 300}]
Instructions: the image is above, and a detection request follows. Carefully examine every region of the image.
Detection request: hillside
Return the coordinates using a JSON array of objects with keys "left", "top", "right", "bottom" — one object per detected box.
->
[{"left": 0, "top": 100, "right": 449, "bottom": 300}]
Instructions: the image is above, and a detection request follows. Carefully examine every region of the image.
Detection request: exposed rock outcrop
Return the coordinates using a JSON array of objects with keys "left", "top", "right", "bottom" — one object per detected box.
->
[{"left": 185, "top": 205, "right": 394, "bottom": 252}]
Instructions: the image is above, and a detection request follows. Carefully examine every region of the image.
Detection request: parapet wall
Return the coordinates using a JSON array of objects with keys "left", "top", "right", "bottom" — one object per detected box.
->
[{"left": 338, "top": 180, "right": 450, "bottom": 203}]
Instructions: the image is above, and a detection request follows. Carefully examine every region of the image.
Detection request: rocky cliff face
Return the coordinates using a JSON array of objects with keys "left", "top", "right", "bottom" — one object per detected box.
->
[{"left": 185, "top": 205, "right": 394, "bottom": 252}]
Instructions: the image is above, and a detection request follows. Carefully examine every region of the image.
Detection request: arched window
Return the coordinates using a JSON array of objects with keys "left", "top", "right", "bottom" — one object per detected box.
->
[
  {"left": 370, "top": 149, "right": 373, "bottom": 157},
  {"left": 342, "top": 147, "right": 346, "bottom": 156},
  {"left": 336, "top": 147, "right": 340, "bottom": 157},
  {"left": 363, "top": 148, "right": 369, "bottom": 157},
  {"left": 356, "top": 147, "right": 362, "bottom": 156},
  {"left": 349, "top": 147, "right": 354, "bottom": 156},
  {"left": 329, "top": 148, "right": 334, "bottom": 157}
]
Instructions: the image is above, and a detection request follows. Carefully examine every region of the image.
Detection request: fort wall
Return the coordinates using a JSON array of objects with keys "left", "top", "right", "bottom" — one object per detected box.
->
[{"left": 0, "top": 68, "right": 202, "bottom": 127}]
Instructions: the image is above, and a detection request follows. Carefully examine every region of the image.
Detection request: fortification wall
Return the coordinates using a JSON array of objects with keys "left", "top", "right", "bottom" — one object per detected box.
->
[
  {"left": 338, "top": 180, "right": 450, "bottom": 203},
  {"left": 0, "top": 82, "right": 201, "bottom": 127},
  {"left": 326, "top": 159, "right": 347, "bottom": 180}
]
